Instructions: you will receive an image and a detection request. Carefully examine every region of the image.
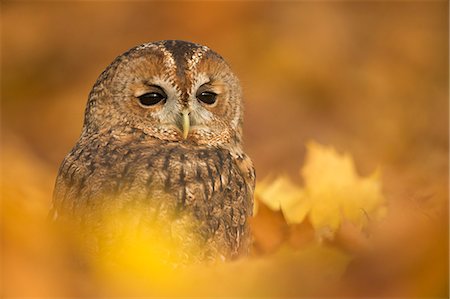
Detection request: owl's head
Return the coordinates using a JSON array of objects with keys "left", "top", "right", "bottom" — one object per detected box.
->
[{"left": 83, "top": 40, "right": 244, "bottom": 147}]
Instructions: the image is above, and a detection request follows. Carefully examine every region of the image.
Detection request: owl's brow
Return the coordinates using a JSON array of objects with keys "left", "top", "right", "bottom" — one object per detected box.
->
[
  {"left": 164, "top": 42, "right": 211, "bottom": 102},
  {"left": 133, "top": 42, "right": 180, "bottom": 97},
  {"left": 186, "top": 46, "right": 210, "bottom": 97},
  {"left": 155, "top": 43, "right": 182, "bottom": 97},
  {"left": 186, "top": 45, "right": 210, "bottom": 73},
  {"left": 134, "top": 41, "right": 212, "bottom": 101}
]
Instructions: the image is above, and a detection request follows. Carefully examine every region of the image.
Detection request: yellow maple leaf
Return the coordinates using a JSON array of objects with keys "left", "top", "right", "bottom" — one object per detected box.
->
[
  {"left": 256, "top": 176, "right": 302, "bottom": 209},
  {"left": 257, "top": 141, "right": 386, "bottom": 239}
]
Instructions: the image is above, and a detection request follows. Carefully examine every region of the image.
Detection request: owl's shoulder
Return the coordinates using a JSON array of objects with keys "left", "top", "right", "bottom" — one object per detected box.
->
[{"left": 52, "top": 135, "right": 254, "bottom": 219}]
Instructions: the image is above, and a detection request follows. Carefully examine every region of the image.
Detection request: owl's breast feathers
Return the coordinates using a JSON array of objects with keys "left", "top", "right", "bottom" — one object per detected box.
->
[{"left": 52, "top": 134, "right": 255, "bottom": 259}]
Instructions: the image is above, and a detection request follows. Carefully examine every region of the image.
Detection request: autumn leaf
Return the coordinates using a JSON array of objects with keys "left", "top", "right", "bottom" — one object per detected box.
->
[
  {"left": 256, "top": 176, "right": 306, "bottom": 216},
  {"left": 257, "top": 141, "right": 386, "bottom": 239}
]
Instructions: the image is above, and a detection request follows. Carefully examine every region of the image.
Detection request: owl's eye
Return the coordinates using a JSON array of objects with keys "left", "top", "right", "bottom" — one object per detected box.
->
[
  {"left": 137, "top": 92, "right": 166, "bottom": 106},
  {"left": 197, "top": 91, "right": 217, "bottom": 105}
]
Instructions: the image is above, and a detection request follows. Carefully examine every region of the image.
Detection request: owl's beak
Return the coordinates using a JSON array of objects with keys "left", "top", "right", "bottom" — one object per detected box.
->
[{"left": 182, "top": 110, "right": 190, "bottom": 139}]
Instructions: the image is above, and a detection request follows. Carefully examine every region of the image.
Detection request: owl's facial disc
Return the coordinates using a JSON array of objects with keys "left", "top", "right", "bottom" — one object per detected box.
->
[
  {"left": 87, "top": 41, "right": 243, "bottom": 146},
  {"left": 132, "top": 75, "right": 229, "bottom": 143},
  {"left": 180, "top": 83, "right": 218, "bottom": 140}
]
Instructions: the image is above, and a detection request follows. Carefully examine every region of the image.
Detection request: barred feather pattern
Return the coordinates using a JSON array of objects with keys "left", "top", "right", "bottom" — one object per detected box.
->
[
  {"left": 52, "top": 131, "right": 254, "bottom": 260},
  {"left": 51, "top": 40, "right": 255, "bottom": 262}
]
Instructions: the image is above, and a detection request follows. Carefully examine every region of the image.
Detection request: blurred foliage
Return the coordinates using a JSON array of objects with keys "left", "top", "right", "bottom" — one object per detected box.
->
[
  {"left": 257, "top": 142, "right": 386, "bottom": 238},
  {"left": 1, "top": 1, "right": 448, "bottom": 298}
]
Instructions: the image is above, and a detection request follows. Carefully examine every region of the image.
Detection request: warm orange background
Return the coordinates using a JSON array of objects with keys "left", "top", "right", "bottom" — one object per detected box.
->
[{"left": 1, "top": 1, "right": 448, "bottom": 297}]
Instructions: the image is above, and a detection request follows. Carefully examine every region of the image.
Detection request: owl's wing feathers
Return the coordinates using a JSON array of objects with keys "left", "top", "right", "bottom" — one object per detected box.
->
[
  {"left": 231, "top": 151, "right": 256, "bottom": 209},
  {"left": 52, "top": 138, "right": 254, "bottom": 257}
]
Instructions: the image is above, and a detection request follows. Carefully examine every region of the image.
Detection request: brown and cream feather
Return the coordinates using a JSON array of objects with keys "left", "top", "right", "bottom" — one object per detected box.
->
[{"left": 51, "top": 40, "right": 255, "bottom": 261}]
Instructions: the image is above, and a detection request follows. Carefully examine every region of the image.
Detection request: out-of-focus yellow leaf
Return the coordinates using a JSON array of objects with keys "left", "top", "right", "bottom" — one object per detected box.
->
[
  {"left": 256, "top": 176, "right": 302, "bottom": 210},
  {"left": 303, "top": 142, "right": 386, "bottom": 237},
  {"left": 256, "top": 176, "right": 309, "bottom": 224},
  {"left": 257, "top": 141, "right": 386, "bottom": 239}
]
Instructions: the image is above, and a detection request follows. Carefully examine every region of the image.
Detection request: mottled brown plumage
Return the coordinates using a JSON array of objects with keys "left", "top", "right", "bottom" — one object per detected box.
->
[{"left": 51, "top": 40, "right": 255, "bottom": 261}]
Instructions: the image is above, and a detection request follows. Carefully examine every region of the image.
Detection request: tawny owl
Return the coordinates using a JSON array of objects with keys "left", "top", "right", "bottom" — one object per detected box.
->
[{"left": 50, "top": 40, "right": 255, "bottom": 262}]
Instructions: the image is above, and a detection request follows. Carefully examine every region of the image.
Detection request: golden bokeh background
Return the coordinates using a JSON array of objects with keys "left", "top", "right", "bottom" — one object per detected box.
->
[{"left": 1, "top": 1, "right": 448, "bottom": 297}]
